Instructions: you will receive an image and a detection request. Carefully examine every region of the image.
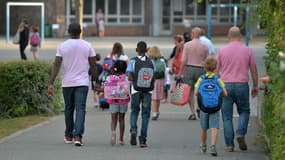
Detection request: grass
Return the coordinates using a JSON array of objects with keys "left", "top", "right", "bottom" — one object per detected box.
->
[{"left": 0, "top": 115, "right": 49, "bottom": 139}]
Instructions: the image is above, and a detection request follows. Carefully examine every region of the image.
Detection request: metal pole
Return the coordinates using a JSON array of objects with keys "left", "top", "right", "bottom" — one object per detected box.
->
[
  {"left": 41, "top": 3, "right": 45, "bottom": 42},
  {"left": 233, "top": 6, "right": 238, "bottom": 26},
  {"left": 207, "top": 5, "right": 212, "bottom": 40},
  {"left": 6, "top": 3, "right": 10, "bottom": 43}
]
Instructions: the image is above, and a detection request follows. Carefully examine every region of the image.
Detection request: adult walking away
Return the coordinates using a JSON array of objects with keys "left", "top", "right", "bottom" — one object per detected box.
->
[
  {"left": 177, "top": 27, "right": 209, "bottom": 120},
  {"left": 48, "top": 23, "right": 98, "bottom": 147},
  {"left": 200, "top": 28, "right": 216, "bottom": 55},
  {"left": 18, "top": 19, "right": 30, "bottom": 60},
  {"left": 217, "top": 26, "right": 258, "bottom": 152},
  {"left": 127, "top": 41, "right": 156, "bottom": 148}
]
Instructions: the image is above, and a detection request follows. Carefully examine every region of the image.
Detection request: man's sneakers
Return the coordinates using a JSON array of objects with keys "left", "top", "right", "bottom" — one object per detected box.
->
[
  {"left": 139, "top": 141, "right": 148, "bottom": 148},
  {"left": 64, "top": 136, "right": 73, "bottom": 144},
  {"left": 237, "top": 136, "right": 248, "bottom": 151},
  {"left": 74, "top": 137, "right": 83, "bottom": 147},
  {"left": 130, "top": 132, "right": 148, "bottom": 148}
]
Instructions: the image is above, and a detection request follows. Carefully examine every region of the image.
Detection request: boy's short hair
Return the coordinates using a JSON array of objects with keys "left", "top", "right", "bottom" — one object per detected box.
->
[
  {"left": 204, "top": 56, "right": 217, "bottom": 72},
  {"left": 137, "top": 41, "right": 147, "bottom": 53}
]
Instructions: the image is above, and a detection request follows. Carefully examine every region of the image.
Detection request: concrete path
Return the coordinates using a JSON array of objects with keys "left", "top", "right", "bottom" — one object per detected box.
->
[{"left": 0, "top": 36, "right": 268, "bottom": 160}]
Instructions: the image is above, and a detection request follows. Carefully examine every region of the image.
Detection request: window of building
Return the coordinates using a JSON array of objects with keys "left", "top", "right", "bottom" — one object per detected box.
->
[
  {"left": 172, "top": 0, "right": 236, "bottom": 25},
  {"left": 67, "top": 0, "right": 144, "bottom": 26},
  {"left": 120, "top": 0, "right": 130, "bottom": 15},
  {"left": 106, "top": 0, "right": 144, "bottom": 24},
  {"left": 108, "top": 0, "right": 117, "bottom": 15},
  {"left": 84, "top": 0, "right": 92, "bottom": 15}
]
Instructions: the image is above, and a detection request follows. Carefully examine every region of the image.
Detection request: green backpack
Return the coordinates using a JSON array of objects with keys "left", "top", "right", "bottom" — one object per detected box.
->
[{"left": 154, "top": 58, "right": 166, "bottom": 79}]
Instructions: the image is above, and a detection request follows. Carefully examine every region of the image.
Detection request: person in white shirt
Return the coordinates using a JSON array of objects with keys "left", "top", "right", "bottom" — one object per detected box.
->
[{"left": 200, "top": 28, "right": 216, "bottom": 55}]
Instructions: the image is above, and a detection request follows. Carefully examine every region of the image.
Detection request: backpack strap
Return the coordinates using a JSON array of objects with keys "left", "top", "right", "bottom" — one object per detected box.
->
[
  {"left": 201, "top": 74, "right": 219, "bottom": 80},
  {"left": 201, "top": 74, "right": 207, "bottom": 79}
]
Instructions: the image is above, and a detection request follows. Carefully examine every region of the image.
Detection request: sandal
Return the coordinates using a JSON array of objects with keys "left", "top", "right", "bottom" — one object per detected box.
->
[
  {"left": 117, "top": 140, "right": 124, "bottom": 145},
  {"left": 188, "top": 114, "right": 197, "bottom": 120}
]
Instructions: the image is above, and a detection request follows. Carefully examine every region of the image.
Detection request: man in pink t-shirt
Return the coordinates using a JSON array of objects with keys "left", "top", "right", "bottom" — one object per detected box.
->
[
  {"left": 48, "top": 23, "right": 98, "bottom": 147},
  {"left": 217, "top": 26, "right": 258, "bottom": 152},
  {"left": 177, "top": 27, "right": 209, "bottom": 120}
]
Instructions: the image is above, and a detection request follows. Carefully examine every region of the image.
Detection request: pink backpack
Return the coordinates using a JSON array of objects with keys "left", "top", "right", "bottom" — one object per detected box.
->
[
  {"left": 104, "top": 74, "right": 130, "bottom": 105},
  {"left": 30, "top": 33, "right": 40, "bottom": 46}
]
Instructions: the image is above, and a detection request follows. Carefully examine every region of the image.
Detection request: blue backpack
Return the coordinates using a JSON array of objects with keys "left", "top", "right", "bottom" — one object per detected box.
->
[{"left": 197, "top": 74, "right": 222, "bottom": 113}]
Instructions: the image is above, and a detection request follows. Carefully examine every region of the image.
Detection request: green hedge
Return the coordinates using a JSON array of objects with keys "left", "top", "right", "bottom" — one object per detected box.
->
[
  {"left": 0, "top": 61, "right": 63, "bottom": 118},
  {"left": 258, "top": 0, "right": 285, "bottom": 159}
]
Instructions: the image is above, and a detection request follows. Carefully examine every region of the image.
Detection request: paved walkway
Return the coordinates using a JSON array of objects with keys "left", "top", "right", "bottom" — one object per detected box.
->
[{"left": 0, "top": 36, "right": 268, "bottom": 160}]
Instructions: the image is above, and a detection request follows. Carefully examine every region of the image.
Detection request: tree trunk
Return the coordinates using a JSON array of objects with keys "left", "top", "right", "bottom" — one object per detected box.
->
[{"left": 75, "top": 0, "right": 83, "bottom": 38}]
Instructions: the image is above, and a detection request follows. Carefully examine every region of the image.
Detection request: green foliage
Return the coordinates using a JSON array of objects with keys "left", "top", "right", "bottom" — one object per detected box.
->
[
  {"left": 258, "top": 0, "right": 285, "bottom": 159},
  {"left": 0, "top": 61, "right": 63, "bottom": 118}
]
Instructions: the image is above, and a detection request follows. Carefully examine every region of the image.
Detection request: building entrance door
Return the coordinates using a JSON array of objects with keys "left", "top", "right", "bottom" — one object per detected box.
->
[{"left": 160, "top": 0, "right": 172, "bottom": 35}]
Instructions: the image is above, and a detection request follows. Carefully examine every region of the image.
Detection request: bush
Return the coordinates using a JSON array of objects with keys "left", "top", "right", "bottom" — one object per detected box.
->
[
  {"left": 0, "top": 61, "right": 63, "bottom": 118},
  {"left": 258, "top": 0, "right": 285, "bottom": 159}
]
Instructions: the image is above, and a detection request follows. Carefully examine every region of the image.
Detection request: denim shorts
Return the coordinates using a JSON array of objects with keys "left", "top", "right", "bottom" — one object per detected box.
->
[
  {"left": 109, "top": 104, "right": 128, "bottom": 113},
  {"left": 199, "top": 110, "right": 220, "bottom": 130}
]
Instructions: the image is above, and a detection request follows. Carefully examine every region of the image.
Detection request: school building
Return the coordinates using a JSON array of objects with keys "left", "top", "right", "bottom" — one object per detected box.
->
[{"left": 1, "top": 0, "right": 261, "bottom": 38}]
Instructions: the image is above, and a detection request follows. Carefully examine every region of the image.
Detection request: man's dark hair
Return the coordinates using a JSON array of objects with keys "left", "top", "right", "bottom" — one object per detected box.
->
[
  {"left": 68, "top": 23, "right": 81, "bottom": 36},
  {"left": 22, "top": 19, "right": 28, "bottom": 24},
  {"left": 137, "top": 41, "right": 147, "bottom": 53}
]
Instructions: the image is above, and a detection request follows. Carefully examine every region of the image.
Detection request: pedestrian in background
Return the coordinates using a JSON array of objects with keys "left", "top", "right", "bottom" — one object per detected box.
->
[
  {"left": 90, "top": 53, "right": 103, "bottom": 108},
  {"left": 127, "top": 41, "right": 156, "bottom": 148},
  {"left": 30, "top": 25, "right": 41, "bottom": 60},
  {"left": 147, "top": 46, "right": 167, "bottom": 120},
  {"left": 18, "top": 19, "right": 29, "bottom": 60},
  {"left": 168, "top": 34, "right": 184, "bottom": 75},
  {"left": 96, "top": 8, "right": 105, "bottom": 37},
  {"left": 177, "top": 27, "right": 209, "bottom": 120},
  {"left": 217, "top": 26, "right": 258, "bottom": 152},
  {"left": 200, "top": 28, "right": 215, "bottom": 55},
  {"left": 107, "top": 42, "right": 129, "bottom": 64},
  {"left": 48, "top": 22, "right": 98, "bottom": 147}
]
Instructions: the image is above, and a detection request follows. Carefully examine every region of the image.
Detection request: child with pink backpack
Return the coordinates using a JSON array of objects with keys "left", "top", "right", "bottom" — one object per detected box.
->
[
  {"left": 30, "top": 26, "right": 41, "bottom": 60},
  {"left": 103, "top": 60, "right": 130, "bottom": 145}
]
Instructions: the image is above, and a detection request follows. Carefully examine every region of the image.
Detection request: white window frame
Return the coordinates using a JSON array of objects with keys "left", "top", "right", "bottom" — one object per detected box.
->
[
  {"left": 66, "top": 0, "right": 144, "bottom": 27},
  {"left": 6, "top": 2, "right": 45, "bottom": 43},
  {"left": 173, "top": 0, "right": 238, "bottom": 26},
  {"left": 105, "top": 0, "right": 144, "bottom": 25}
]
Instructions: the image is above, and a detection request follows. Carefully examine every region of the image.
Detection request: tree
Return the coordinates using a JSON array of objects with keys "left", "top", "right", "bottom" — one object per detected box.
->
[{"left": 75, "top": 0, "right": 83, "bottom": 38}]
